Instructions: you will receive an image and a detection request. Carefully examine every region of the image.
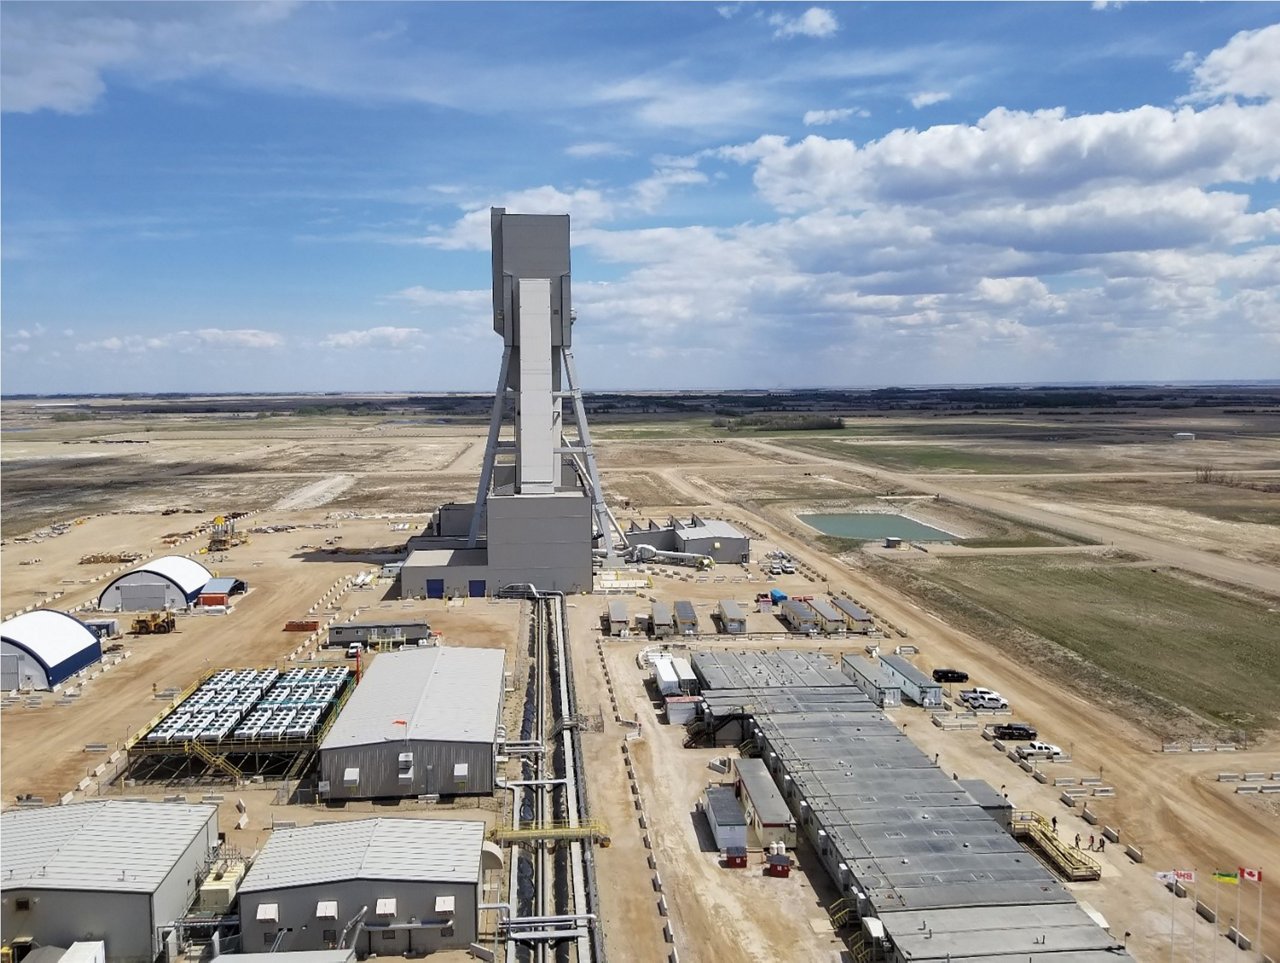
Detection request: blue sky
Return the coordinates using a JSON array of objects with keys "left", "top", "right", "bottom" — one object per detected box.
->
[{"left": 3, "top": 1, "right": 1279, "bottom": 394}]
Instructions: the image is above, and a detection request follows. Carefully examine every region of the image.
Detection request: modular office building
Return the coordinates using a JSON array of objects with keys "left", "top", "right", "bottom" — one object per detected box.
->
[
  {"left": 238, "top": 818, "right": 487, "bottom": 955},
  {"left": 319, "top": 646, "right": 505, "bottom": 799},
  {"left": 878, "top": 653, "right": 943, "bottom": 707},
  {"left": 1, "top": 801, "right": 218, "bottom": 962}
]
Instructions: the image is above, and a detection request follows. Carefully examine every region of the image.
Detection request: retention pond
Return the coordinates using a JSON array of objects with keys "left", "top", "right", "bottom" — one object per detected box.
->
[{"left": 799, "top": 512, "right": 958, "bottom": 542}]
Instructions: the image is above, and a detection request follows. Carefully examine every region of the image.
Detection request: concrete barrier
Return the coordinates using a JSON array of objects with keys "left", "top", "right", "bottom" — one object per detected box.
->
[
  {"left": 1235, "top": 785, "right": 1260, "bottom": 794},
  {"left": 1102, "top": 826, "right": 1121, "bottom": 843},
  {"left": 1053, "top": 777, "right": 1079, "bottom": 787},
  {"left": 992, "top": 739, "right": 1005, "bottom": 751},
  {"left": 1007, "top": 749, "right": 1021, "bottom": 762},
  {"left": 658, "top": 895, "right": 669, "bottom": 916},
  {"left": 1081, "top": 807, "right": 1098, "bottom": 825},
  {"left": 1034, "top": 771, "right": 1049, "bottom": 784},
  {"left": 77, "top": 777, "right": 91, "bottom": 791},
  {"left": 1092, "top": 786, "right": 1115, "bottom": 797},
  {"left": 60, "top": 791, "right": 75, "bottom": 805},
  {"left": 1019, "top": 760, "right": 1035, "bottom": 773},
  {"left": 1218, "top": 772, "right": 1241, "bottom": 782},
  {"left": 663, "top": 924, "right": 674, "bottom": 944},
  {"left": 1059, "top": 792, "right": 1078, "bottom": 808},
  {"left": 1196, "top": 899, "right": 1216, "bottom": 922},
  {"left": 1227, "top": 928, "right": 1252, "bottom": 950},
  {"left": 1243, "top": 772, "right": 1266, "bottom": 781},
  {"left": 652, "top": 873, "right": 663, "bottom": 892},
  {"left": 1125, "top": 844, "right": 1143, "bottom": 863}
]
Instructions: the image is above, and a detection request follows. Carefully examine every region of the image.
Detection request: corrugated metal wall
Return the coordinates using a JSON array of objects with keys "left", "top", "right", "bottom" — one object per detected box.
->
[{"left": 321, "top": 738, "right": 495, "bottom": 799}]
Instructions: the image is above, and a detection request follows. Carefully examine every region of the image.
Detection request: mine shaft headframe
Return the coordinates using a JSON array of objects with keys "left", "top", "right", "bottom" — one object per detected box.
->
[{"left": 491, "top": 207, "right": 573, "bottom": 348}]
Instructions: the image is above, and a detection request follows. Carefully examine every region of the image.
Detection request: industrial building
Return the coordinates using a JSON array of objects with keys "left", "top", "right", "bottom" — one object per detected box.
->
[
  {"left": 319, "top": 646, "right": 505, "bottom": 799},
  {"left": 830, "top": 597, "right": 875, "bottom": 634},
  {"left": 326, "top": 619, "right": 432, "bottom": 648},
  {"left": 715, "top": 599, "right": 748, "bottom": 635},
  {"left": 685, "top": 649, "right": 1125, "bottom": 961},
  {"left": 237, "top": 818, "right": 488, "bottom": 954},
  {"left": 650, "top": 601, "right": 675, "bottom": 638},
  {"left": 624, "top": 515, "right": 750, "bottom": 564},
  {"left": 878, "top": 653, "right": 943, "bottom": 707},
  {"left": 195, "top": 576, "right": 247, "bottom": 608},
  {"left": 840, "top": 655, "right": 902, "bottom": 708},
  {"left": 1, "top": 609, "right": 102, "bottom": 692},
  {"left": 400, "top": 209, "right": 626, "bottom": 597},
  {"left": 1, "top": 800, "right": 219, "bottom": 962},
  {"left": 733, "top": 758, "right": 795, "bottom": 849},
  {"left": 673, "top": 600, "right": 699, "bottom": 635},
  {"left": 97, "top": 555, "right": 213, "bottom": 611}
]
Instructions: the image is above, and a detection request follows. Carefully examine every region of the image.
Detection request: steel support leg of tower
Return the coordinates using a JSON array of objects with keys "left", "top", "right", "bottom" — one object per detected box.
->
[
  {"left": 469, "top": 345, "right": 512, "bottom": 548},
  {"left": 560, "top": 348, "right": 625, "bottom": 562}
]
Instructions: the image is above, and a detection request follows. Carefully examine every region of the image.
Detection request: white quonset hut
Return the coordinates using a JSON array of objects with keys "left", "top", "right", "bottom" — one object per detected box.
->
[
  {"left": 1, "top": 610, "right": 103, "bottom": 691},
  {"left": 97, "top": 555, "right": 213, "bottom": 612},
  {"left": 319, "top": 647, "right": 505, "bottom": 799},
  {"left": 237, "top": 819, "right": 487, "bottom": 955},
  {"left": 0, "top": 801, "right": 218, "bottom": 962}
]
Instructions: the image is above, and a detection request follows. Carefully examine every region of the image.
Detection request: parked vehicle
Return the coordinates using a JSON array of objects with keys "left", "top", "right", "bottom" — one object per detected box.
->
[
  {"left": 781, "top": 563, "right": 796, "bottom": 574},
  {"left": 992, "top": 722, "right": 1038, "bottom": 741},
  {"left": 1016, "top": 741, "right": 1064, "bottom": 760},
  {"left": 932, "top": 667, "right": 969, "bottom": 683},
  {"left": 345, "top": 643, "right": 363, "bottom": 659},
  {"left": 959, "top": 686, "right": 1001, "bottom": 705},
  {"left": 970, "top": 695, "right": 1009, "bottom": 710}
]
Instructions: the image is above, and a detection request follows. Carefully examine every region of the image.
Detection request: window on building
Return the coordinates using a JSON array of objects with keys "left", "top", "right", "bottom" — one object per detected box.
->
[
  {"left": 263, "top": 934, "right": 275, "bottom": 947},
  {"left": 15, "top": 897, "right": 31, "bottom": 911},
  {"left": 382, "top": 931, "right": 397, "bottom": 941},
  {"left": 322, "top": 929, "right": 337, "bottom": 945}
]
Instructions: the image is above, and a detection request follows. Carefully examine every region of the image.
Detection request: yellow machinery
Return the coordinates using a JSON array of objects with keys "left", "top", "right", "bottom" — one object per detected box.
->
[
  {"left": 131, "top": 611, "right": 176, "bottom": 635},
  {"left": 207, "top": 515, "right": 248, "bottom": 552}
]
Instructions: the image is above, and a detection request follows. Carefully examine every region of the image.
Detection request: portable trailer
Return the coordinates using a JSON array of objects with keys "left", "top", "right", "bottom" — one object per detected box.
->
[
  {"left": 778, "top": 599, "right": 819, "bottom": 635},
  {"left": 806, "top": 597, "right": 846, "bottom": 635},
  {"left": 878, "top": 652, "right": 943, "bottom": 707},
  {"left": 830, "top": 597, "right": 875, "bottom": 634},
  {"left": 650, "top": 600, "right": 676, "bottom": 638},
  {"left": 716, "top": 599, "right": 748, "bottom": 635},
  {"left": 607, "top": 600, "right": 630, "bottom": 636},
  {"left": 840, "top": 655, "right": 903, "bottom": 708},
  {"left": 674, "top": 600, "right": 699, "bottom": 636}
]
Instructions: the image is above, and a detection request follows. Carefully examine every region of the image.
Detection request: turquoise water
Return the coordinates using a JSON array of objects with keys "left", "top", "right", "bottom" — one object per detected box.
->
[{"left": 800, "top": 512, "right": 957, "bottom": 542}]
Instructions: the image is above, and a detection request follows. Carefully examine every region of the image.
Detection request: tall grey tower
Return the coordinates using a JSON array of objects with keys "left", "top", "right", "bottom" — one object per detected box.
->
[
  {"left": 468, "top": 209, "right": 621, "bottom": 560},
  {"left": 401, "top": 208, "right": 624, "bottom": 600}
]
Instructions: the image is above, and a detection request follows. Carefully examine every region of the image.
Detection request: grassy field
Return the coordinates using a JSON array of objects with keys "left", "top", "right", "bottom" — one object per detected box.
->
[
  {"left": 1029, "top": 478, "right": 1280, "bottom": 527},
  {"left": 870, "top": 555, "right": 1280, "bottom": 736}
]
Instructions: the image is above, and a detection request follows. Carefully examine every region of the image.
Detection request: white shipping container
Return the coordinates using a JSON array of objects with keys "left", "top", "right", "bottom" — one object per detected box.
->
[{"left": 653, "top": 658, "right": 681, "bottom": 697}]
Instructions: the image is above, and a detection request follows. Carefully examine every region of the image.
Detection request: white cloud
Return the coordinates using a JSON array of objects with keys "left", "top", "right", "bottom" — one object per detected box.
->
[
  {"left": 387, "top": 287, "right": 489, "bottom": 311},
  {"left": 318, "top": 326, "right": 426, "bottom": 349},
  {"left": 769, "top": 7, "right": 839, "bottom": 40},
  {"left": 565, "top": 142, "right": 631, "bottom": 159},
  {"left": 1186, "top": 23, "right": 1280, "bottom": 102},
  {"left": 1091, "top": 1, "right": 1126, "bottom": 10},
  {"left": 803, "top": 107, "right": 867, "bottom": 126},
  {"left": 73, "top": 328, "right": 283, "bottom": 353},
  {"left": 910, "top": 90, "right": 951, "bottom": 109}
]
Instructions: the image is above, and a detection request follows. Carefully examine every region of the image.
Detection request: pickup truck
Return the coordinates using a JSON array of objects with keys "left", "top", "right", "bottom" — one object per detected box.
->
[
  {"left": 932, "top": 668, "right": 969, "bottom": 683},
  {"left": 992, "top": 722, "right": 1038, "bottom": 741},
  {"left": 1016, "top": 741, "right": 1064, "bottom": 760},
  {"left": 959, "top": 687, "right": 1000, "bottom": 704},
  {"left": 960, "top": 687, "right": 1009, "bottom": 710}
]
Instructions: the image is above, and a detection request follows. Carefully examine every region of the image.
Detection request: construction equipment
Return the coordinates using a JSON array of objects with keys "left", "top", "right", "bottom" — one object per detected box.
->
[
  {"left": 79, "top": 551, "right": 143, "bottom": 565},
  {"left": 131, "top": 611, "right": 176, "bottom": 635},
  {"left": 207, "top": 515, "right": 249, "bottom": 552}
]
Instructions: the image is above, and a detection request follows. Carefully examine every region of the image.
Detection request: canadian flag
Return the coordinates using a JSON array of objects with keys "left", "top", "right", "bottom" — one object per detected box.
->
[{"left": 1239, "top": 866, "right": 1263, "bottom": 883}]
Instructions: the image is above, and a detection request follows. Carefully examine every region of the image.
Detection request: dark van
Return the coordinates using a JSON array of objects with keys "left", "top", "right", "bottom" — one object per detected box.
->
[{"left": 932, "top": 668, "right": 969, "bottom": 683}]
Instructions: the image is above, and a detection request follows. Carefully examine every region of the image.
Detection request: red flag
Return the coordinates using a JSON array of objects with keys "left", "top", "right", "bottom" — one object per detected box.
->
[
  {"left": 1240, "top": 866, "right": 1262, "bottom": 883},
  {"left": 392, "top": 719, "right": 408, "bottom": 725}
]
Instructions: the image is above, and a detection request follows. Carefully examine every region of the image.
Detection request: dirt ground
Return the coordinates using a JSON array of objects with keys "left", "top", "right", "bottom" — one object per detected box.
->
[{"left": 4, "top": 405, "right": 1280, "bottom": 962}]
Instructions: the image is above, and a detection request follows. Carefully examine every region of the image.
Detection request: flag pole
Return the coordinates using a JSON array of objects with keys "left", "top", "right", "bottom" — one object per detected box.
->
[
  {"left": 1236, "top": 875, "right": 1242, "bottom": 946},
  {"left": 1190, "top": 870, "right": 1196, "bottom": 961},
  {"left": 1213, "top": 874, "right": 1219, "bottom": 963},
  {"left": 1170, "top": 879, "right": 1177, "bottom": 963},
  {"left": 1258, "top": 870, "right": 1263, "bottom": 959}
]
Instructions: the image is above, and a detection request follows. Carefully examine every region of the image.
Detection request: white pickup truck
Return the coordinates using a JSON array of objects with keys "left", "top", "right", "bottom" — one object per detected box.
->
[{"left": 1016, "top": 741, "right": 1064, "bottom": 760}]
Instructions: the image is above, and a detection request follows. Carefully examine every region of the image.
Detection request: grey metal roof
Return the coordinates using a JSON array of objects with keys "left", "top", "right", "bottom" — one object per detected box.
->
[
  {"left": 704, "top": 786, "right": 746, "bottom": 827},
  {"left": 831, "top": 597, "right": 874, "bottom": 621},
  {"left": 959, "top": 779, "right": 1013, "bottom": 812},
  {"left": 651, "top": 601, "right": 673, "bottom": 624},
  {"left": 240, "top": 818, "right": 485, "bottom": 892},
  {"left": 673, "top": 600, "right": 698, "bottom": 624},
  {"left": 806, "top": 597, "right": 844, "bottom": 622},
  {"left": 879, "top": 653, "right": 940, "bottom": 690},
  {"left": 201, "top": 577, "right": 241, "bottom": 594},
  {"left": 608, "top": 600, "right": 628, "bottom": 621},
  {"left": 734, "top": 758, "right": 791, "bottom": 825},
  {"left": 718, "top": 599, "right": 747, "bottom": 620},
  {"left": 879, "top": 904, "right": 1123, "bottom": 960},
  {"left": 780, "top": 599, "right": 818, "bottom": 622},
  {"left": 692, "top": 650, "right": 851, "bottom": 691},
  {"left": 841, "top": 656, "right": 900, "bottom": 692},
  {"left": 1, "top": 800, "right": 216, "bottom": 894},
  {"left": 676, "top": 519, "right": 746, "bottom": 541},
  {"left": 320, "top": 646, "right": 504, "bottom": 749}
]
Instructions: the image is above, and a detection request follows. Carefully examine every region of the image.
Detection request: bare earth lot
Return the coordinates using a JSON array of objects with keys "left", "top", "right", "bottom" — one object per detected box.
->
[{"left": 3, "top": 397, "right": 1280, "bottom": 961}]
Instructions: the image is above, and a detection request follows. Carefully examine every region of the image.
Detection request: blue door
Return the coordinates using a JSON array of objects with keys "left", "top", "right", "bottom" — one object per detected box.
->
[
  {"left": 468, "top": 579, "right": 486, "bottom": 598},
  {"left": 426, "top": 579, "right": 445, "bottom": 599}
]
